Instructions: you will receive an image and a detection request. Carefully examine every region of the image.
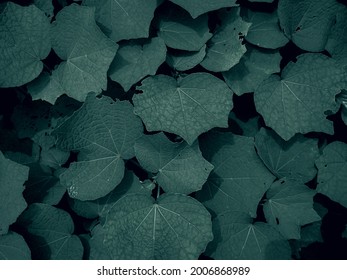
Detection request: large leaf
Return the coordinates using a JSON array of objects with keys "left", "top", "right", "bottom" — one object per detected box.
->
[
  {"left": 196, "top": 132, "right": 275, "bottom": 217},
  {"left": 53, "top": 94, "right": 143, "bottom": 201},
  {"left": 18, "top": 203, "right": 83, "bottom": 260},
  {"left": 133, "top": 73, "right": 233, "bottom": 145},
  {"left": 51, "top": 4, "right": 118, "bottom": 102},
  {"left": 83, "top": 0, "right": 159, "bottom": 42},
  {"left": 0, "top": 232, "right": 31, "bottom": 260},
  {"left": 158, "top": 6, "right": 212, "bottom": 51},
  {"left": 102, "top": 193, "right": 213, "bottom": 259},
  {"left": 254, "top": 53, "right": 346, "bottom": 141},
  {"left": 244, "top": 10, "right": 289, "bottom": 49},
  {"left": 255, "top": 128, "right": 320, "bottom": 183},
  {"left": 135, "top": 133, "right": 213, "bottom": 194},
  {"left": 0, "top": 2, "right": 51, "bottom": 87},
  {"left": 170, "top": 0, "right": 238, "bottom": 19},
  {"left": 263, "top": 178, "right": 320, "bottom": 239},
  {"left": 201, "top": 8, "right": 251, "bottom": 72},
  {"left": 207, "top": 211, "right": 291, "bottom": 259},
  {"left": 278, "top": 0, "right": 341, "bottom": 52},
  {"left": 315, "top": 142, "right": 347, "bottom": 208},
  {"left": 108, "top": 38, "right": 166, "bottom": 91},
  {"left": 0, "top": 151, "right": 29, "bottom": 235},
  {"left": 223, "top": 47, "right": 281, "bottom": 96}
]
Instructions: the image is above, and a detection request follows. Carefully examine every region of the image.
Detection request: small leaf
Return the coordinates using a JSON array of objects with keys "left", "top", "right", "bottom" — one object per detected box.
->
[
  {"left": 208, "top": 211, "right": 291, "bottom": 259},
  {"left": 103, "top": 193, "right": 213, "bottom": 259},
  {"left": 201, "top": 7, "right": 251, "bottom": 72},
  {"left": 135, "top": 133, "right": 213, "bottom": 194},
  {"left": 133, "top": 73, "right": 233, "bottom": 145},
  {"left": 196, "top": 132, "right": 275, "bottom": 217},
  {"left": 0, "top": 232, "right": 31, "bottom": 260},
  {"left": 108, "top": 37, "right": 166, "bottom": 91},
  {"left": 170, "top": 0, "right": 238, "bottom": 19},
  {"left": 83, "top": 0, "right": 160, "bottom": 42},
  {"left": 223, "top": 47, "right": 281, "bottom": 95},
  {"left": 255, "top": 128, "right": 320, "bottom": 183},
  {"left": 254, "top": 53, "right": 346, "bottom": 140},
  {"left": 0, "top": 151, "right": 29, "bottom": 235},
  {"left": 244, "top": 10, "right": 289, "bottom": 49},
  {"left": 264, "top": 178, "right": 320, "bottom": 239},
  {"left": 158, "top": 6, "right": 212, "bottom": 51},
  {"left": 18, "top": 203, "right": 84, "bottom": 260},
  {"left": 53, "top": 94, "right": 143, "bottom": 201},
  {"left": 166, "top": 45, "right": 207, "bottom": 71},
  {"left": 0, "top": 2, "right": 51, "bottom": 87},
  {"left": 315, "top": 141, "right": 347, "bottom": 208},
  {"left": 51, "top": 4, "right": 118, "bottom": 102}
]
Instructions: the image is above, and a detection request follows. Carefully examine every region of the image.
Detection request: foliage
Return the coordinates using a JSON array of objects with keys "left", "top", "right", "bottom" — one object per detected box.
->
[{"left": 0, "top": 0, "right": 347, "bottom": 260}]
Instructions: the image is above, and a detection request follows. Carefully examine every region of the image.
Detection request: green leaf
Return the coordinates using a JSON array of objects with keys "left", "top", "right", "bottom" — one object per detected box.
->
[
  {"left": 135, "top": 133, "right": 213, "bottom": 194},
  {"left": 228, "top": 112, "right": 261, "bottom": 137},
  {"left": 89, "top": 225, "right": 112, "bottom": 259},
  {"left": 158, "top": 6, "right": 212, "bottom": 51},
  {"left": 27, "top": 72, "right": 65, "bottom": 105},
  {"left": 51, "top": 4, "right": 118, "bottom": 102},
  {"left": 170, "top": 0, "right": 238, "bottom": 19},
  {"left": 18, "top": 203, "right": 83, "bottom": 260},
  {"left": 133, "top": 73, "right": 233, "bottom": 145},
  {"left": 34, "top": 0, "right": 54, "bottom": 19},
  {"left": 24, "top": 163, "right": 66, "bottom": 206},
  {"left": 208, "top": 211, "right": 291, "bottom": 259},
  {"left": 108, "top": 37, "right": 166, "bottom": 92},
  {"left": 83, "top": 0, "right": 159, "bottom": 42},
  {"left": 223, "top": 47, "right": 281, "bottom": 95},
  {"left": 325, "top": 9, "right": 347, "bottom": 68},
  {"left": 244, "top": 10, "right": 289, "bottom": 49},
  {"left": 263, "top": 178, "right": 320, "bottom": 239},
  {"left": 53, "top": 94, "right": 143, "bottom": 201},
  {"left": 69, "top": 170, "right": 153, "bottom": 219},
  {"left": 196, "top": 132, "right": 275, "bottom": 217},
  {"left": 0, "top": 151, "right": 29, "bottom": 235},
  {"left": 254, "top": 53, "right": 346, "bottom": 141},
  {"left": 315, "top": 142, "right": 347, "bottom": 208},
  {"left": 201, "top": 7, "right": 251, "bottom": 72},
  {"left": 0, "top": 2, "right": 51, "bottom": 87},
  {"left": 248, "top": 0, "right": 274, "bottom": 2},
  {"left": 166, "top": 45, "right": 206, "bottom": 72},
  {"left": 0, "top": 232, "right": 31, "bottom": 260},
  {"left": 255, "top": 128, "right": 320, "bottom": 183},
  {"left": 102, "top": 193, "right": 213, "bottom": 259},
  {"left": 278, "top": 0, "right": 341, "bottom": 52}
]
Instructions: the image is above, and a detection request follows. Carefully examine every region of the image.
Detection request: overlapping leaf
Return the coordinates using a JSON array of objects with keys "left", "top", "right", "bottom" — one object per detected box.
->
[
  {"left": 315, "top": 142, "right": 347, "bottom": 208},
  {"left": 0, "top": 232, "right": 31, "bottom": 260},
  {"left": 0, "top": 151, "right": 29, "bottom": 235},
  {"left": 18, "top": 203, "right": 83, "bottom": 260},
  {"left": 223, "top": 47, "right": 281, "bottom": 95},
  {"left": 263, "top": 178, "right": 320, "bottom": 239},
  {"left": 50, "top": 4, "right": 118, "bottom": 102},
  {"left": 201, "top": 8, "right": 251, "bottom": 72},
  {"left": 158, "top": 6, "right": 212, "bottom": 52},
  {"left": 166, "top": 46, "right": 207, "bottom": 72},
  {"left": 254, "top": 54, "right": 346, "bottom": 141},
  {"left": 170, "top": 0, "right": 238, "bottom": 19},
  {"left": 278, "top": 0, "right": 341, "bottom": 52},
  {"left": 83, "top": 0, "right": 159, "bottom": 42},
  {"left": 0, "top": 2, "right": 51, "bottom": 87},
  {"left": 102, "top": 193, "right": 213, "bottom": 259},
  {"left": 108, "top": 37, "right": 166, "bottom": 91},
  {"left": 196, "top": 132, "right": 275, "bottom": 217},
  {"left": 135, "top": 133, "right": 213, "bottom": 194},
  {"left": 255, "top": 128, "right": 320, "bottom": 183},
  {"left": 207, "top": 211, "right": 291, "bottom": 259},
  {"left": 244, "top": 10, "right": 289, "bottom": 49},
  {"left": 133, "top": 73, "right": 233, "bottom": 145},
  {"left": 53, "top": 94, "right": 143, "bottom": 201}
]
